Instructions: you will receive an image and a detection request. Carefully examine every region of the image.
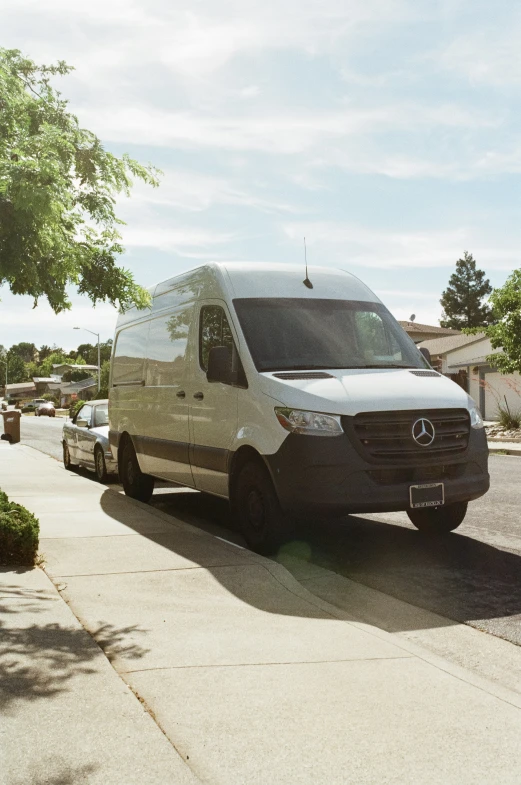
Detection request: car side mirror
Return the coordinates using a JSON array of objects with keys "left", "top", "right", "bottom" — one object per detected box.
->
[
  {"left": 207, "top": 346, "right": 233, "bottom": 384},
  {"left": 419, "top": 347, "right": 432, "bottom": 365},
  {"left": 76, "top": 418, "right": 89, "bottom": 429}
]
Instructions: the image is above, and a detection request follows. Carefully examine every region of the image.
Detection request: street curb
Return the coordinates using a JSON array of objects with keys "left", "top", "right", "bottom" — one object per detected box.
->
[{"left": 489, "top": 448, "right": 521, "bottom": 457}]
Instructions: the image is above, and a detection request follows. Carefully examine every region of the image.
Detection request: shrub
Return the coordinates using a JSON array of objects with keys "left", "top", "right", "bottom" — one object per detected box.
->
[
  {"left": 69, "top": 399, "right": 86, "bottom": 419},
  {"left": 0, "top": 489, "right": 40, "bottom": 565},
  {"left": 497, "top": 405, "right": 521, "bottom": 430}
]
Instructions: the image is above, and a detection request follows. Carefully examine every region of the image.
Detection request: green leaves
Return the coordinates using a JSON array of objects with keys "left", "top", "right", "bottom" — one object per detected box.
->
[
  {"left": 439, "top": 252, "right": 493, "bottom": 330},
  {"left": 0, "top": 48, "right": 161, "bottom": 313},
  {"left": 486, "top": 270, "right": 521, "bottom": 374}
]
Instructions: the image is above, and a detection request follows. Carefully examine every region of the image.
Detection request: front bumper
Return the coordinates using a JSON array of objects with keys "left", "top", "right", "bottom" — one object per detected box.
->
[{"left": 265, "top": 427, "right": 489, "bottom": 517}]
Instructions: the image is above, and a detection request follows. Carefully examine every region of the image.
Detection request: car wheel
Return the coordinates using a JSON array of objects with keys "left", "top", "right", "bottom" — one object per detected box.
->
[
  {"left": 120, "top": 440, "right": 154, "bottom": 502},
  {"left": 63, "top": 442, "right": 76, "bottom": 472},
  {"left": 94, "top": 446, "right": 108, "bottom": 483},
  {"left": 407, "top": 502, "right": 468, "bottom": 534},
  {"left": 234, "top": 460, "right": 292, "bottom": 555}
]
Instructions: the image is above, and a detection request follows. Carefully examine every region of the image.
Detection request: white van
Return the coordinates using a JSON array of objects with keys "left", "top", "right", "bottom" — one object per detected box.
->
[{"left": 109, "top": 263, "right": 489, "bottom": 553}]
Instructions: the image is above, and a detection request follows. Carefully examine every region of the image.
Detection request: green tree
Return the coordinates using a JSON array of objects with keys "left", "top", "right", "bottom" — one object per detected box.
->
[
  {"left": 7, "top": 342, "right": 36, "bottom": 363},
  {"left": 5, "top": 350, "right": 28, "bottom": 383},
  {"left": 38, "top": 345, "right": 55, "bottom": 362},
  {"left": 62, "top": 368, "right": 91, "bottom": 382},
  {"left": 0, "top": 48, "right": 160, "bottom": 313},
  {"left": 94, "top": 359, "right": 111, "bottom": 398},
  {"left": 485, "top": 270, "right": 521, "bottom": 374},
  {"left": 76, "top": 340, "right": 112, "bottom": 365},
  {"left": 440, "top": 252, "right": 493, "bottom": 329}
]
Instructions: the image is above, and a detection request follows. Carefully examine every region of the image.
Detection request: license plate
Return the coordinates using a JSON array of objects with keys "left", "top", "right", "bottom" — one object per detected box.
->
[{"left": 409, "top": 483, "right": 444, "bottom": 509}]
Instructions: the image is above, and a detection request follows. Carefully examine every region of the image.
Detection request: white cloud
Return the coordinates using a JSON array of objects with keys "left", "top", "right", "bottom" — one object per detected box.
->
[
  {"left": 284, "top": 222, "right": 519, "bottom": 270},
  {"left": 125, "top": 169, "right": 300, "bottom": 213},
  {"left": 440, "top": 19, "right": 521, "bottom": 86}
]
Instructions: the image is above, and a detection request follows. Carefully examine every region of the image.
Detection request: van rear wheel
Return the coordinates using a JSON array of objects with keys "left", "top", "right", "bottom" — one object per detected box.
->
[
  {"left": 407, "top": 501, "right": 467, "bottom": 534},
  {"left": 120, "top": 440, "right": 154, "bottom": 503},
  {"left": 234, "top": 461, "right": 291, "bottom": 555}
]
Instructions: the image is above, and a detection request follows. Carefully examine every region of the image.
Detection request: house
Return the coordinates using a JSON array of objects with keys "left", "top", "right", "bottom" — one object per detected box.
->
[
  {"left": 5, "top": 382, "right": 37, "bottom": 401},
  {"left": 399, "top": 321, "right": 461, "bottom": 344},
  {"left": 33, "top": 376, "right": 61, "bottom": 395},
  {"left": 52, "top": 363, "right": 98, "bottom": 377},
  {"left": 418, "top": 333, "right": 521, "bottom": 421},
  {"left": 58, "top": 377, "right": 98, "bottom": 407}
]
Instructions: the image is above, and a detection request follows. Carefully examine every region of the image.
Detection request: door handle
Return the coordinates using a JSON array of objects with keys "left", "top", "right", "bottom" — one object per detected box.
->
[
  {"left": 176, "top": 390, "right": 186, "bottom": 398},
  {"left": 193, "top": 392, "right": 204, "bottom": 400}
]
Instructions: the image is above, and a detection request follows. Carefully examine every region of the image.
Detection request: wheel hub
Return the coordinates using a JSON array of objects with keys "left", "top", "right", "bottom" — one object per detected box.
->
[{"left": 247, "top": 489, "right": 265, "bottom": 531}]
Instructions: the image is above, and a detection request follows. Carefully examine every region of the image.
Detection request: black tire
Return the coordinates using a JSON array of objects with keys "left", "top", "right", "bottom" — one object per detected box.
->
[
  {"left": 120, "top": 440, "right": 154, "bottom": 502},
  {"left": 234, "top": 461, "right": 292, "bottom": 555},
  {"left": 63, "top": 442, "right": 76, "bottom": 471},
  {"left": 407, "top": 501, "right": 468, "bottom": 534},
  {"left": 94, "top": 445, "right": 108, "bottom": 483}
]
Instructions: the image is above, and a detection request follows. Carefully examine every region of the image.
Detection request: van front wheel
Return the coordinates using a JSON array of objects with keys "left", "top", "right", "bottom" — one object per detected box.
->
[
  {"left": 407, "top": 501, "right": 467, "bottom": 534},
  {"left": 234, "top": 461, "right": 291, "bottom": 555},
  {"left": 120, "top": 440, "right": 154, "bottom": 503}
]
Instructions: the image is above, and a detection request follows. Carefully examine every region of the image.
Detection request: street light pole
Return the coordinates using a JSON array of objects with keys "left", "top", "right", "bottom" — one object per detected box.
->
[
  {"left": 73, "top": 327, "right": 101, "bottom": 391},
  {"left": 0, "top": 358, "right": 7, "bottom": 394}
]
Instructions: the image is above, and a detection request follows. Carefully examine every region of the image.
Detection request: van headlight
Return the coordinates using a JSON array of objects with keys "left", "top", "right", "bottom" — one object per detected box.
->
[
  {"left": 275, "top": 408, "right": 343, "bottom": 437},
  {"left": 469, "top": 406, "right": 484, "bottom": 429}
]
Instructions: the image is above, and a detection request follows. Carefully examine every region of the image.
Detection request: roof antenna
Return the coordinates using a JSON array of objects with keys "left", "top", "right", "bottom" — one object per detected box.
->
[{"left": 303, "top": 237, "right": 313, "bottom": 289}]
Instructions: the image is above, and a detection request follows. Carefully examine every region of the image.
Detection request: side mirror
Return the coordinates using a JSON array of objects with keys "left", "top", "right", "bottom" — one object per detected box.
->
[
  {"left": 76, "top": 418, "right": 89, "bottom": 429},
  {"left": 207, "top": 346, "right": 233, "bottom": 384},
  {"left": 419, "top": 347, "right": 432, "bottom": 365}
]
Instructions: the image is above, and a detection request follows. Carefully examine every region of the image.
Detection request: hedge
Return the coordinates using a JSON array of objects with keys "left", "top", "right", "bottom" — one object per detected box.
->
[{"left": 0, "top": 489, "right": 40, "bottom": 566}]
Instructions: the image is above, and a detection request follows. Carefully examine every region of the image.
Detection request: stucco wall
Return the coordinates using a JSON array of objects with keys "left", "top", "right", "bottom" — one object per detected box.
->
[{"left": 482, "top": 372, "right": 521, "bottom": 421}]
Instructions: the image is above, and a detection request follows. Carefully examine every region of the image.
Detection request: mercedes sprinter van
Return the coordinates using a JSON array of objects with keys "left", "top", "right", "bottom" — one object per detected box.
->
[{"left": 109, "top": 263, "right": 489, "bottom": 553}]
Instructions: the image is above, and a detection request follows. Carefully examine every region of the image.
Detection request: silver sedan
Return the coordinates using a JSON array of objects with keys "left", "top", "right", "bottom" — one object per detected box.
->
[{"left": 62, "top": 399, "right": 118, "bottom": 482}]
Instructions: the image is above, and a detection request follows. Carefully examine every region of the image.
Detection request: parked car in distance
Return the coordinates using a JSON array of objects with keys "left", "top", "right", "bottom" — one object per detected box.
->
[
  {"left": 26, "top": 398, "right": 47, "bottom": 412},
  {"left": 37, "top": 402, "right": 56, "bottom": 417},
  {"left": 62, "top": 399, "right": 117, "bottom": 482}
]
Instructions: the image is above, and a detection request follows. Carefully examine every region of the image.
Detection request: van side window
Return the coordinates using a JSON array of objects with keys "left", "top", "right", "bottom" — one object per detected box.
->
[
  {"left": 112, "top": 321, "right": 149, "bottom": 385},
  {"left": 146, "top": 307, "right": 192, "bottom": 386},
  {"left": 199, "top": 306, "right": 234, "bottom": 371}
]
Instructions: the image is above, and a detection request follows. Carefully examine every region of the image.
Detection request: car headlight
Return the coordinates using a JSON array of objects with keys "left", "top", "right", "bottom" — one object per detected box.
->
[
  {"left": 469, "top": 406, "right": 484, "bottom": 429},
  {"left": 275, "top": 407, "right": 343, "bottom": 437}
]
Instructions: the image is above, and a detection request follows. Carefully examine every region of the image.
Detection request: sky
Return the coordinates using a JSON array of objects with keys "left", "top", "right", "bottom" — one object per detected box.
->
[{"left": 1, "top": 0, "right": 520, "bottom": 351}]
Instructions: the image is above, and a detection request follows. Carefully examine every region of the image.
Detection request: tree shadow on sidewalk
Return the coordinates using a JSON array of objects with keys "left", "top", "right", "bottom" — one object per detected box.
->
[{"left": 0, "top": 583, "right": 149, "bottom": 712}]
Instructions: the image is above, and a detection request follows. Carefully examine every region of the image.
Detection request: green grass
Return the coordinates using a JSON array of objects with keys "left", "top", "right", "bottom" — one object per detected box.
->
[{"left": 0, "top": 489, "right": 40, "bottom": 566}]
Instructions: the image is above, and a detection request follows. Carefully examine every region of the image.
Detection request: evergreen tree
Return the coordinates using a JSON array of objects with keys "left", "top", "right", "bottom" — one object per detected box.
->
[{"left": 440, "top": 252, "right": 493, "bottom": 329}]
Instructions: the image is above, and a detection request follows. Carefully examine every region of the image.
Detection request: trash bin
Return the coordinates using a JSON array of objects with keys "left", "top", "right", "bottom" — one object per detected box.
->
[{"left": 1, "top": 410, "right": 22, "bottom": 444}]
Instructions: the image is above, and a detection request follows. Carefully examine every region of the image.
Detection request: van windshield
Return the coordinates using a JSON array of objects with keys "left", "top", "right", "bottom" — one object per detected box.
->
[{"left": 233, "top": 298, "right": 428, "bottom": 373}]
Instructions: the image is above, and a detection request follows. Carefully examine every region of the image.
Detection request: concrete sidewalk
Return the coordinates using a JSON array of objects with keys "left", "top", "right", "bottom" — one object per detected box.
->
[{"left": 2, "top": 443, "right": 521, "bottom": 784}]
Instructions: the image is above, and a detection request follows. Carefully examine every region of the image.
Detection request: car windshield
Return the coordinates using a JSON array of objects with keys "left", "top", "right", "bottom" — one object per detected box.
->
[
  {"left": 93, "top": 404, "right": 109, "bottom": 427},
  {"left": 233, "top": 298, "right": 429, "bottom": 373}
]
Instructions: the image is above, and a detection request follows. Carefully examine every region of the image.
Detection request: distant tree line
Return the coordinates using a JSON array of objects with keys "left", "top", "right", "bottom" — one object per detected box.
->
[{"left": 0, "top": 340, "right": 112, "bottom": 385}]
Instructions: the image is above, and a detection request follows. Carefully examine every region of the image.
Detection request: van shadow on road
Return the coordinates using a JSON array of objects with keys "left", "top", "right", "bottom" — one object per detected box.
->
[{"left": 100, "top": 487, "right": 521, "bottom": 639}]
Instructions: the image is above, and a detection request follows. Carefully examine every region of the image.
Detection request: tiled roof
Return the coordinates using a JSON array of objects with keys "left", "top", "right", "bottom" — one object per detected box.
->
[
  {"left": 398, "top": 321, "right": 460, "bottom": 336},
  {"left": 417, "top": 333, "right": 486, "bottom": 356}
]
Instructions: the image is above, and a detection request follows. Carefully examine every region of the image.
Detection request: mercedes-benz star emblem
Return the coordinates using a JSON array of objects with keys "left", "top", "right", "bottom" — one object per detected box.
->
[{"left": 412, "top": 418, "right": 435, "bottom": 447}]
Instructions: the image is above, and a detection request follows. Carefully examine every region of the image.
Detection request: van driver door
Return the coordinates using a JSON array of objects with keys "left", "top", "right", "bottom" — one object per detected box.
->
[{"left": 189, "top": 302, "right": 239, "bottom": 497}]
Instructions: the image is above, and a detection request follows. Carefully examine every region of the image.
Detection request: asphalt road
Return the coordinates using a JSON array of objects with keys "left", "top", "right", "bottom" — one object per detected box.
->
[{"left": 17, "top": 413, "right": 521, "bottom": 646}]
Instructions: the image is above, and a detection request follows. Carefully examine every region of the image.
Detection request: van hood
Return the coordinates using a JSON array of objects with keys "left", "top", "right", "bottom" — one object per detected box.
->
[{"left": 259, "top": 368, "right": 470, "bottom": 416}]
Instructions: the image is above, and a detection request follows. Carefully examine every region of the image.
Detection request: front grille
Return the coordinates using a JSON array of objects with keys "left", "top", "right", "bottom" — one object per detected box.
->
[
  {"left": 351, "top": 408, "right": 470, "bottom": 462},
  {"left": 368, "top": 464, "right": 465, "bottom": 485}
]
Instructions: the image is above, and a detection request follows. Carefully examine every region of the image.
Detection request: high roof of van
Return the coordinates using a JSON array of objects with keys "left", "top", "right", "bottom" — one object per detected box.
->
[{"left": 116, "top": 262, "right": 380, "bottom": 327}]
